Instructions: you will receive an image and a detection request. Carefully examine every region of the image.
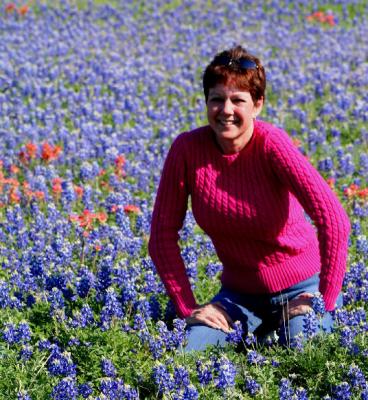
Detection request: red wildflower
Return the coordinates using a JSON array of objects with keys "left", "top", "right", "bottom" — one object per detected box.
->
[
  {"left": 70, "top": 209, "right": 108, "bottom": 231},
  {"left": 41, "top": 143, "right": 62, "bottom": 163},
  {"left": 34, "top": 191, "right": 45, "bottom": 201},
  {"left": 114, "top": 154, "right": 126, "bottom": 179},
  {"left": 9, "top": 187, "right": 20, "bottom": 204},
  {"left": 344, "top": 183, "right": 359, "bottom": 198},
  {"left": 124, "top": 204, "right": 140, "bottom": 214},
  {"left": 18, "top": 4, "right": 29, "bottom": 15},
  {"left": 306, "top": 10, "right": 336, "bottom": 26},
  {"left": 325, "top": 14, "right": 336, "bottom": 26},
  {"left": 358, "top": 188, "right": 368, "bottom": 199},
  {"left": 74, "top": 185, "right": 84, "bottom": 198},
  {"left": 10, "top": 164, "right": 20, "bottom": 174},
  {"left": 26, "top": 142, "right": 37, "bottom": 159},
  {"left": 5, "top": 3, "right": 16, "bottom": 13},
  {"left": 292, "top": 138, "right": 302, "bottom": 148},
  {"left": 326, "top": 177, "right": 335, "bottom": 189},
  {"left": 52, "top": 177, "right": 63, "bottom": 197}
]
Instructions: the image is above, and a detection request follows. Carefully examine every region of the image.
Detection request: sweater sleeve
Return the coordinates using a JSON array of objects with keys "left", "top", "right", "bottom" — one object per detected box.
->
[
  {"left": 148, "top": 134, "right": 198, "bottom": 318},
  {"left": 264, "top": 126, "right": 350, "bottom": 311}
]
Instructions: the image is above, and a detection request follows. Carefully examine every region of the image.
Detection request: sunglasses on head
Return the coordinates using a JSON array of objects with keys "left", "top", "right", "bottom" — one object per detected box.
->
[{"left": 213, "top": 55, "right": 258, "bottom": 70}]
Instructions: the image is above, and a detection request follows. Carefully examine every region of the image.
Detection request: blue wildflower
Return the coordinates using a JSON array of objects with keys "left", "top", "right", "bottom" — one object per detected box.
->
[
  {"left": 78, "top": 383, "right": 93, "bottom": 398},
  {"left": 226, "top": 320, "right": 243, "bottom": 345},
  {"left": 17, "top": 390, "right": 31, "bottom": 400},
  {"left": 302, "top": 312, "right": 318, "bottom": 338},
  {"left": 101, "top": 358, "right": 117, "bottom": 378},
  {"left": 245, "top": 377, "right": 261, "bottom": 396},
  {"left": 214, "top": 356, "right": 237, "bottom": 390},
  {"left": 311, "top": 293, "right": 325, "bottom": 316},
  {"left": 51, "top": 377, "right": 78, "bottom": 400},
  {"left": 279, "top": 378, "right": 294, "bottom": 399},
  {"left": 152, "top": 363, "right": 175, "bottom": 394},
  {"left": 331, "top": 382, "right": 352, "bottom": 400},
  {"left": 196, "top": 359, "right": 213, "bottom": 386}
]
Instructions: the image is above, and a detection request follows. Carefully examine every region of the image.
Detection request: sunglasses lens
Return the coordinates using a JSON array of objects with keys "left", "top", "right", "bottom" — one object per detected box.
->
[
  {"left": 238, "top": 59, "right": 258, "bottom": 70},
  {"left": 214, "top": 55, "right": 232, "bottom": 66},
  {"left": 213, "top": 56, "right": 258, "bottom": 70}
]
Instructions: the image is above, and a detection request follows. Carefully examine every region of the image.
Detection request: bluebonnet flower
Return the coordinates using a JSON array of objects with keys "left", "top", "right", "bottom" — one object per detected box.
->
[
  {"left": 156, "top": 320, "right": 173, "bottom": 350},
  {"left": 67, "top": 338, "right": 80, "bottom": 347},
  {"left": 311, "top": 293, "right": 325, "bottom": 316},
  {"left": 361, "top": 390, "right": 368, "bottom": 400},
  {"left": 279, "top": 378, "right": 294, "bottom": 399},
  {"left": 205, "top": 262, "right": 223, "bottom": 278},
  {"left": 214, "top": 356, "right": 237, "bottom": 390},
  {"left": 226, "top": 320, "right": 243, "bottom": 345},
  {"left": 247, "top": 350, "right": 266, "bottom": 366},
  {"left": 196, "top": 359, "right": 213, "bottom": 386},
  {"left": 356, "top": 236, "right": 368, "bottom": 258},
  {"left": 19, "top": 344, "right": 33, "bottom": 361},
  {"left": 121, "top": 279, "right": 137, "bottom": 306},
  {"left": 302, "top": 312, "right": 318, "bottom": 338},
  {"left": 347, "top": 365, "right": 367, "bottom": 391},
  {"left": 76, "top": 268, "right": 95, "bottom": 298},
  {"left": 47, "top": 349, "right": 77, "bottom": 377},
  {"left": 152, "top": 363, "right": 175, "bottom": 395},
  {"left": 351, "top": 220, "right": 362, "bottom": 236},
  {"left": 171, "top": 318, "right": 188, "bottom": 348},
  {"left": 339, "top": 326, "right": 357, "bottom": 348},
  {"left": 96, "top": 258, "right": 113, "bottom": 292},
  {"left": 100, "top": 378, "right": 138, "bottom": 399},
  {"left": 51, "top": 377, "right": 78, "bottom": 400},
  {"left": 331, "top": 382, "right": 352, "bottom": 400},
  {"left": 17, "top": 390, "right": 31, "bottom": 400},
  {"left": 78, "top": 383, "right": 93, "bottom": 398},
  {"left": 244, "top": 332, "right": 256, "bottom": 346},
  {"left": 174, "top": 365, "right": 190, "bottom": 388},
  {"left": 245, "top": 377, "right": 261, "bottom": 396},
  {"left": 295, "top": 387, "right": 309, "bottom": 399},
  {"left": 181, "top": 384, "right": 199, "bottom": 400},
  {"left": 48, "top": 287, "right": 65, "bottom": 316},
  {"left": 101, "top": 358, "right": 117, "bottom": 378},
  {"left": 38, "top": 339, "right": 52, "bottom": 351},
  {"left": 100, "top": 287, "right": 124, "bottom": 330},
  {"left": 2, "top": 322, "right": 31, "bottom": 345},
  {"left": 70, "top": 304, "right": 95, "bottom": 328},
  {"left": 148, "top": 337, "right": 165, "bottom": 360},
  {"left": 148, "top": 295, "right": 162, "bottom": 320}
]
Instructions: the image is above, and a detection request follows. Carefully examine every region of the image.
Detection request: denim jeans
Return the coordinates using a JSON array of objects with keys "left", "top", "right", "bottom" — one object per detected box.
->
[{"left": 184, "top": 273, "right": 342, "bottom": 352}]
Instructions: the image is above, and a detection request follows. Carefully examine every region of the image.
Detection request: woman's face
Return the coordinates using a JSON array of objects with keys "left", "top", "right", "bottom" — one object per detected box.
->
[{"left": 206, "top": 84, "right": 263, "bottom": 153}]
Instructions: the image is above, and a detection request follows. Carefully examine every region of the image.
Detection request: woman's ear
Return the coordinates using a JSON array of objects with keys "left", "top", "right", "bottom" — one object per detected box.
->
[{"left": 253, "top": 96, "right": 264, "bottom": 118}]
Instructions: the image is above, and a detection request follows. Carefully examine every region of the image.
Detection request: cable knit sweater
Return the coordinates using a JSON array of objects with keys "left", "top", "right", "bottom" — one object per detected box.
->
[{"left": 148, "top": 119, "right": 350, "bottom": 318}]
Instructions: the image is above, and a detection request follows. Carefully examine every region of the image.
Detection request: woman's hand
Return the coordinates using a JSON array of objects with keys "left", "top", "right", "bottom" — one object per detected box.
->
[
  {"left": 186, "top": 302, "right": 233, "bottom": 333},
  {"left": 281, "top": 292, "right": 314, "bottom": 322}
]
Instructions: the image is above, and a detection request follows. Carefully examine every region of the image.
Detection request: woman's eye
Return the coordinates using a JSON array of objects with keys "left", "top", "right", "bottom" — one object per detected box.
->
[{"left": 233, "top": 99, "right": 245, "bottom": 103}]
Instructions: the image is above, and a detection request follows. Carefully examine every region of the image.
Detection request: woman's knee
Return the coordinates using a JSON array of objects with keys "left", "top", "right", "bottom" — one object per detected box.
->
[{"left": 183, "top": 324, "right": 228, "bottom": 352}]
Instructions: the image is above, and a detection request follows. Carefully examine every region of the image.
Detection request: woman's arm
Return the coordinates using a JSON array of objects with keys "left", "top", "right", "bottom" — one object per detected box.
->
[
  {"left": 148, "top": 134, "right": 198, "bottom": 318},
  {"left": 265, "top": 126, "right": 350, "bottom": 311}
]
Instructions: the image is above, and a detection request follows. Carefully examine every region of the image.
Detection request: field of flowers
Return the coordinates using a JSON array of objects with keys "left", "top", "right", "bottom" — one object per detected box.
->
[{"left": 0, "top": 0, "right": 367, "bottom": 398}]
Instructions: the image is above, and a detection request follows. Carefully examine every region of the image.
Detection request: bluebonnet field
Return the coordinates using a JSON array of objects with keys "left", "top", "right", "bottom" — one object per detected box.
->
[{"left": 0, "top": 0, "right": 367, "bottom": 398}]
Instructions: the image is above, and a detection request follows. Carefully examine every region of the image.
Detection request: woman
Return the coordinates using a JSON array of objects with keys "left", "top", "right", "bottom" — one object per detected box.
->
[{"left": 148, "top": 45, "right": 350, "bottom": 351}]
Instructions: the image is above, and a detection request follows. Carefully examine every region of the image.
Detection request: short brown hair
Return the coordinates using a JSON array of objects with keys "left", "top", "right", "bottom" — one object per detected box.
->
[{"left": 203, "top": 45, "right": 266, "bottom": 103}]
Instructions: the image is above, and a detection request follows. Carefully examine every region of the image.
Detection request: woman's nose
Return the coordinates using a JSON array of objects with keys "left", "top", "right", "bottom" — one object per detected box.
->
[{"left": 221, "top": 99, "right": 233, "bottom": 114}]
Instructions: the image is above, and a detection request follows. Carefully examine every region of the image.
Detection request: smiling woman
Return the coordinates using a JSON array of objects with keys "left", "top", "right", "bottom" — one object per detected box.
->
[{"left": 148, "top": 45, "right": 350, "bottom": 351}]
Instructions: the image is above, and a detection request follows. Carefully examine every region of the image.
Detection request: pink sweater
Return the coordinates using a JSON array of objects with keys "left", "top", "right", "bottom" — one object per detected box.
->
[{"left": 149, "top": 120, "right": 350, "bottom": 318}]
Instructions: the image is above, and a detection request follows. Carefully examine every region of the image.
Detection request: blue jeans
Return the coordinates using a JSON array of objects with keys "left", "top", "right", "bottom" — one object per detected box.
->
[{"left": 184, "top": 273, "right": 342, "bottom": 351}]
